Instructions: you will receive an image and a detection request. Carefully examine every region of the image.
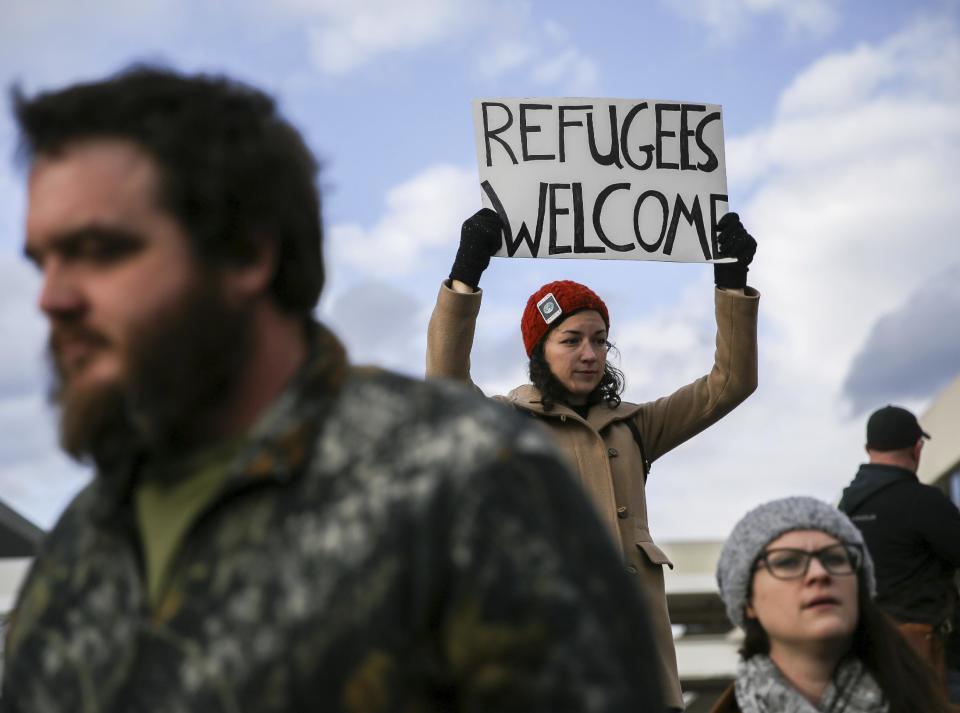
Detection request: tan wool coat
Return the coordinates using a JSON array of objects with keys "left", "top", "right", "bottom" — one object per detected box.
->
[{"left": 426, "top": 281, "right": 759, "bottom": 710}]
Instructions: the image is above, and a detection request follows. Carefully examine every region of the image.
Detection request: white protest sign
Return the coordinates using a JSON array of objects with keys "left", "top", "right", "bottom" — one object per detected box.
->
[{"left": 472, "top": 98, "right": 728, "bottom": 262}]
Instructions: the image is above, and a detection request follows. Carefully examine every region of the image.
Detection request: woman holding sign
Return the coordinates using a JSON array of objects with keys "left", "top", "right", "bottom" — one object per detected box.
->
[{"left": 426, "top": 207, "right": 759, "bottom": 711}]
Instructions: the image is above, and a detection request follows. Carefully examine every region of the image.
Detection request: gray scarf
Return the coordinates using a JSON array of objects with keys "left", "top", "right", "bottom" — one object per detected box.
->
[{"left": 735, "top": 655, "right": 889, "bottom": 713}]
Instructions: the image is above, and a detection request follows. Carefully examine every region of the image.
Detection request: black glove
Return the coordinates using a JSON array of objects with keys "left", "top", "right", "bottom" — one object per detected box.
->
[
  {"left": 713, "top": 212, "right": 757, "bottom": 290},
  {"left": 449, "top": 208, "right": 503, "bottom": 289}
]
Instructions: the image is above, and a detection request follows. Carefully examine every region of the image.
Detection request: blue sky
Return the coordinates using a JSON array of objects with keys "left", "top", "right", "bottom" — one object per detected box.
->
[{"left": 2, "top": 0, "right": 959, "bottom": 538}]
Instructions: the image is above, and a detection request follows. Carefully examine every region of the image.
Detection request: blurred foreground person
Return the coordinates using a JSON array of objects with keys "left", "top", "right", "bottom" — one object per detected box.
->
[
  {"left": 427, "top": 208, "right": 759, "bottom": 710},
  {"left": 839, "top": 405, "right": 960, "bottom": 685},
  {"left": 712, "top": 496, "right": 950, "bottom": 713},
  {"left": 2, "top": 67, "right": 664, "bottom": 712}
]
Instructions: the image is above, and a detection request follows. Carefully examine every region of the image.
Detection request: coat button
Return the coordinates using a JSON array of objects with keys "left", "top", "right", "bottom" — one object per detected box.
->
[
  {"left": 626, "top": 565, "right": 638, "bottom": 574},
  {"left": 560, "top": 415, "right": 567, "bottom": 422},
  {"left": 617, "top": 506, "right": 628, "bottom": 519},
  {"left": 607, "top": 447, "right": 618, "bottom": 457}
]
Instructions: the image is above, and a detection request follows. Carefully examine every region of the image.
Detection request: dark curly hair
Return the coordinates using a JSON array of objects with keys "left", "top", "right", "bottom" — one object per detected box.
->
[
  {"left": 12, "top": 64, "right": 323, "bottom": 319},
  {"left": 527, "top": 311, "right": 625, "bottom": 411}
]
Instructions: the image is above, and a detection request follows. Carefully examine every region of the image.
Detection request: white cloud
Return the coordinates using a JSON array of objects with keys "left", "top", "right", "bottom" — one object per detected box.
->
[
  {"left": 4, "top": 0, "right": 600, "bottom": 96},
  {"left": 480, "top": 41, "right": 537, "bottom": 78},
  {"left": 324, "top": 280, "right": 428, "bottom": 374},
  {"left": 646, "top": 362, "right": 869, "bottom": 540},
  {"left": 529, "top": 48, "right": 600, "bottom": 95},
  {"left": 277, "top": 0, "right": 601, "bottom": 92},
  {"left": 729, "top": 17, "right": 960, "bottom": 382},
  {"left": 643, "top": 16, "right": 960, "bottom": 537},
  {"left": 526, "top": 19, "right": 600, "bottom": 94},
  {"left": 777, "top": 44, "right": 898, "bottom": 115},
  {"left": 0, "top": 258, "right": 46, "bottom": 396},
  {"left": 481, "top": 15, "right": 602, "bottom": 95},
  {"left": 329, "top": 163, "right": 478, "bottom": 276},
  {"left": 298, "top": 0, "right": 477, "bottom": 75},
  {"left": 727, "top": 100, "right": 958, "bottom": 187},
  {"left": 662, "top": 0, "right": 840, "bottom": 41},
  {"left": 765, "top": 0, "right": 837, "bottom": 36},
  {"left": 0, "top": 414, "right": 89, "bottom": 530},
  {"left": 779, "top": 18, "right": 960, "bottom": 115},
  {"left": 612, "top": 283, "right": 719, "bottom": 396},
  {"left": 730, "top": 17, "right": 960, "bottom": 187}
]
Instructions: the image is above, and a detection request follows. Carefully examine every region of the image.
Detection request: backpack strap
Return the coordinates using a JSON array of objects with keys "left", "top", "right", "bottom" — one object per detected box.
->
[{"left": 624, "top": 419, "right": 652, "bottom": 482}]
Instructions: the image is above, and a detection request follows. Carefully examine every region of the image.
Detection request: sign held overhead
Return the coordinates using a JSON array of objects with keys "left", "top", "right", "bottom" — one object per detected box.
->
[{"left": 472, "top": 98, "right": 729, "bottom": 262}]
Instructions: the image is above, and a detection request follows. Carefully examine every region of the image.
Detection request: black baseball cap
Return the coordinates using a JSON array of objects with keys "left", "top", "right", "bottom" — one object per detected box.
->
[{"left": 866, "top": 405, "right": 931, "bottom": 451}]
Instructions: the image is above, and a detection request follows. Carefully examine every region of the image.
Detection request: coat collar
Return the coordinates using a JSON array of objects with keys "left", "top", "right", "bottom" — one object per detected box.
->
[
  {"left": 90, "top": 322, "right": 349, "bottom": 522},
  {"left": 226, "top": 322, "right": 348, "bottom": 484},
  {"left": 855, "top": 462, "right": 917, "bottom": 481},
  {"left": 504, "top": 384, "right": 641, "bottom": 432}
]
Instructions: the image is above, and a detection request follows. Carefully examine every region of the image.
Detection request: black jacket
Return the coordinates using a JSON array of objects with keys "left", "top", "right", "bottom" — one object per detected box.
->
[{"left": 839, "top": 463, "right": 960, "bottom": 625}]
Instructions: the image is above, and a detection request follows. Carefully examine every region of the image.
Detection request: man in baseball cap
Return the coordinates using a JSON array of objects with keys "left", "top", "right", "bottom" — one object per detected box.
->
[
  {"left": 840, "top": 405, "right": 960, "bottom": 687},
  {"left": 866, "top": 404, "right": 931, "bottom": 450}
]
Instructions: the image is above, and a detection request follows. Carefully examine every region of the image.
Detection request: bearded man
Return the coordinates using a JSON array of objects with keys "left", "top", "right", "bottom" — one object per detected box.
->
[{"left": 2, "top": 67, "right": 664, "bottom": 711}]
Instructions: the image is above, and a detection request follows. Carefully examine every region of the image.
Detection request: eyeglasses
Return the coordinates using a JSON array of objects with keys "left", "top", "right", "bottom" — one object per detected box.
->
[{"left": 755, "top": 543, "right": 863, "bottom": 580}]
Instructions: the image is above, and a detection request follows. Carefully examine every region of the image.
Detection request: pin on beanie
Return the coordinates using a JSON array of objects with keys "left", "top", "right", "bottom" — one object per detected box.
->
[
  {"left": 520, "top": 280, "right": 609, "bottom": 357},
  {"left": 715, "top": 496, "right": 876, "bottom": 629}
]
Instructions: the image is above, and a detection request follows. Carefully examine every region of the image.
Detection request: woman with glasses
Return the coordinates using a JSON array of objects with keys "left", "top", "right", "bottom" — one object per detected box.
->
[
  {"left": 427, "top": 208, "right": 760, "bottom": 711},
  {"left": 713, "top": 496, "right": 949, "bottom": 713}
]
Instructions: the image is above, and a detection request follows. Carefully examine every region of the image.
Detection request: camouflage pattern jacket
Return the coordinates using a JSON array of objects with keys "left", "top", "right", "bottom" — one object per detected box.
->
[{"left": 2, "top": 325, "right": 663, "bottom": 712}]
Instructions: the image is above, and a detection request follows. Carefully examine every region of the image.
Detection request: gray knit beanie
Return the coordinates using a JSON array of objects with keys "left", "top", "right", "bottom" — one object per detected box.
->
[{"left": 716, "top": 496, "right": 876, "bottom": 629}]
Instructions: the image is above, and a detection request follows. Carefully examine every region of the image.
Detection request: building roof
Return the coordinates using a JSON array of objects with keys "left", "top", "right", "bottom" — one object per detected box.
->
[
  {"left": 918, "top": 372, "right": 960, "bottom": 486},
  {"left": 0, "top": 499, "right": 44, "bottom": 558},
  {"left": 662, "top": 540, "right": 740, "bottom": 683},
  {"left": 1, "top": 558, "right": 32, "bottom": 615}
]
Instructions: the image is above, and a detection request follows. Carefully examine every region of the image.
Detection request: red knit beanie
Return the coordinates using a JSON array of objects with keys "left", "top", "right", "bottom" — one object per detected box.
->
[{"left": 520, "top": 280, "right": 610, "bottom": 357}]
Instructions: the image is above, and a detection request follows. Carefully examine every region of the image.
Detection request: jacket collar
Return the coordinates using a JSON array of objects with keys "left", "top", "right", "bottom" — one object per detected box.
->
[
  {"left": 90, "top": 322, "right": 349, "bottom": 522},
  {"left": 839, "top": 462, "right": 918, "bottom": 513},
  {"left": 225, "top": 322, "right": 348, "bottom": 484},
  {"left": 855, "top": 462, "right": 918, "bottom": 482},
  {"left": 505, "top": 384, "right": 641, "bottom": 432}
]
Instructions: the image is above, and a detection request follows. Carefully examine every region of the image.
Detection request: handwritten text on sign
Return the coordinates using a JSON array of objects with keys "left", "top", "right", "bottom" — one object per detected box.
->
[{"left": 472, "top": 98, "right": 728, "bottom": 262}]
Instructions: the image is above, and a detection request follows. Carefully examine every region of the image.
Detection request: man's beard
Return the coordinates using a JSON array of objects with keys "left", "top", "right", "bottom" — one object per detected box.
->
[{"left": 49, "top": 275, "right": 252, "bottom": 468}]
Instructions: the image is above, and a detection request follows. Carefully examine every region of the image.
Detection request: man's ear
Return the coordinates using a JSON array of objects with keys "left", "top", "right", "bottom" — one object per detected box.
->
[{"left": 223, "top": 236, "right": 277, "bottom": 303}]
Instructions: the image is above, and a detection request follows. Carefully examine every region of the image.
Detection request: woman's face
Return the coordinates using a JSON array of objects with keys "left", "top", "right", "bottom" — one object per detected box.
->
[
  {"left": 542, "top": 309, "right": 608, "bottom": 405},
  {"left": 746, "top": 529, "right": 859, "bottom": 655}
]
